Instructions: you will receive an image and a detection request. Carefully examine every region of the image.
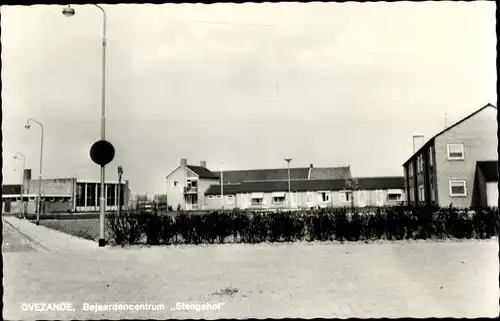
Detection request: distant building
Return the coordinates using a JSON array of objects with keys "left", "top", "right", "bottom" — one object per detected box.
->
[
  {"left": 166, "top": 158, "right": 403, "bottom": 210},
  {"left": 402, "top": 103, "right": 497, "bottom": 208},
  {"left": 204, "top": 177, "right": 405, "bottom": 210},
  {"left": 1, "top": 169, "right": 131, "bottom": 215}
]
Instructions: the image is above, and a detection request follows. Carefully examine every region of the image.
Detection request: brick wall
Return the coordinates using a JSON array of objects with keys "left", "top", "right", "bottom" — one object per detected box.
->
[{"left": 434, "top": 106, "right": 497, "bottom": 208}]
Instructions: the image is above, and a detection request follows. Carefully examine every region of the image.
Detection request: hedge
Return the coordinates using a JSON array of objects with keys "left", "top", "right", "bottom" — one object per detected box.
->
[{"left": 104, "top": 206, "right": 498, "bottom": 246}]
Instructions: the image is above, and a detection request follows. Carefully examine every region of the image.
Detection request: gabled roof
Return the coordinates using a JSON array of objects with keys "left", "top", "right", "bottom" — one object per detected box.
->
[
  {"left": 477, "top": 161, "right": 498, "bottom": 182},
  {"left": 187, "top": 165, "right": 219, "bottom": 179},
  {"left": 403, "top": 103, "right": 497, "bottom": 166},
  {"left": 2, "top": 184, "right": 21, "bottom": 195},
  {"left": 309, "top": 166, "right": 352, "bottom": 180},
  {"left": 220, "top": 168, "right": 310, "bottom": 184},
  {"left": 205, "top": 176, "right": 405, "bottom": 195}
]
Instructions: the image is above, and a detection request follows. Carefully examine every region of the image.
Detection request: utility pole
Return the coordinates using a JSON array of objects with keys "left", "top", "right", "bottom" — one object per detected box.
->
[
  {"left": 285, "top": 158, "right": 292, "bottom": 211},
  {"left": 117, "top": 165, "right": 123, "bottom": 216},
  {"left": 221, "top": 160, "right": 224, "bottom": 211}
]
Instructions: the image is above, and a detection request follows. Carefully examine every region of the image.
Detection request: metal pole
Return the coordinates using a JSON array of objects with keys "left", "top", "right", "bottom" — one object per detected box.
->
[
  {"left": 285, "top": 158, "right": 292, "bottom": 211},
  {"left": 37, "top": 124, "right": 44, "bottom": 225},
  {"left": 117, "top": 166, "right": 122, "bottom": 216},
  {"left": 96, "top": 4, "right": 107, "bottom": 247},
  {"left": 14, "top": 153, "right": 26, "bottom": 218},
  {"left": 221, "top": 160, "right": 224, "bottom": 211},
  {"left": 21, "top": 157, "right": 25, "bottom": 218}
]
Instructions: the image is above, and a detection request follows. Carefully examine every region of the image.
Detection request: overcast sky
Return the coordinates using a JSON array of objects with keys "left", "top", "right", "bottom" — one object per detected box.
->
[{"left": 1, "top": 2, "right": 497, "bottom": 195}]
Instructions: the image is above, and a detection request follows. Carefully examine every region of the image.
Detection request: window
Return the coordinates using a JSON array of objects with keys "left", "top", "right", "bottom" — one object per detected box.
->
[
  {"left": 227, "top": 195, "right": 235, "bottom": 205},
  {"left": 272, "top": 192, "right": 286, "bottom": 204},
  {"left": 106, "top": 184, "right": 116, "bottom": 206},
  {"left": 430, "top": 181, "right": 435, "bottom": 201},
  {"left": 429, "top": 146, "right": 433, "bottom": 167},
  {"left": 319, "top": 191, "right": 331, "bottom": 203},
  {"left": 272, "top": 196, "right": 286, "bottom": 204},
  {"left": 358, "top": 191, "right": 365, "bottom": 202},
  {"left": 216, "top": 195, "right": 222, "bottom": 199},
  {"left": 447, "top": 144, "right": 464, "bottom": 160},
  {"left": 408, "top": 162, "right": 414, "bottom": 177},
  {"left": 76, "top": 183, "right": 85, "bottom": 207},
  {"left": 251, "top": 197, "right": 264, "bottom": 205},
  {"left": 207, "top": 195, "right": 214, "bottom": 200},
  {"left": 173, "top": 180, "right": 179, "bottom": 187},
  {"left": 340, "top": 191, "right": 351, "bottom": 202},
  {"left": 449, "top": 180, "right": 467, "bottom": 197},
  {"left": 418, "top": 185, "right": 425, "bottom": 202},
  {"left": 417, "top": 155, "right": 421, "bottom": 173},
  {"left": 409, "top": 187, "right": 414, "bottom": 202},
  {"left": 387, "top": 192, "right": 402, "bottom": 201},
  {"left": 251, "top": 193, "right": 264, "bottom": 205}
]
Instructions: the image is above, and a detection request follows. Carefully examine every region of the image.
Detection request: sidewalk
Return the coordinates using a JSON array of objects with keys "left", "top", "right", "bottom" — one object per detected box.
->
[{"left": 2, "top": 216, "right": 100, "bottom": 252}]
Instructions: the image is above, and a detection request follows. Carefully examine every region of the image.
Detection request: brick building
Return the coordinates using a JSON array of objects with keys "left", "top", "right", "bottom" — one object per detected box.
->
[
  {"left": 403, "top": 103, "right": 497, "bottom": 208},
  {"left": 2, "top": 169, "right": 131, "bottom": 215}
]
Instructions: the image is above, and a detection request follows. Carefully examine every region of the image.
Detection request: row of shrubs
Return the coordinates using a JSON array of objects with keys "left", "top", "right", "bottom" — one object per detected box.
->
[{"left": 105, "top": 206, "right": 498, "bottom": 246}]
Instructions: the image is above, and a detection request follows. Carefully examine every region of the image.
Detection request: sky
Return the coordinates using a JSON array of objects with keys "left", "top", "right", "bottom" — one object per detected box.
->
[{"left": 1, "top": 2, "right": 497, "bottom": 196}]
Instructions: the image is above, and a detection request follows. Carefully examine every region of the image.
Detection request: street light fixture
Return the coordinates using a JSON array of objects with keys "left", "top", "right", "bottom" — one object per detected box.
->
[
  {"left": 25, "top": 118, "right": 44, "bottom": 225},
  {"left": 62, "top": 5, "right": 75, "bottom": 17},
  {"left": 284, "top": 158, "right": 292, "bottom": 211},
  {"left": 62, "top": 4, "right": 108, "bottom": 247},
  {"left": 13, "top": 152, "right": 26, "bottom": 218}
]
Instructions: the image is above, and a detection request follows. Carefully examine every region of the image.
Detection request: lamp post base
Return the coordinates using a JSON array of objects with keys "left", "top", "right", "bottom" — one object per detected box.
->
[
  {"left": 35, "top": 220, "right": 40, "bottom": 225},
  {"left": 98, "top": 238, "right": 106, "bottom": 247}
]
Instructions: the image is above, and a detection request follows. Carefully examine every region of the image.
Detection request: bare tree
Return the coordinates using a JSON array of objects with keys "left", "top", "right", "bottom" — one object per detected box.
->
[{"left": 344, "top": 178, "right": 359, "bottom": 214}]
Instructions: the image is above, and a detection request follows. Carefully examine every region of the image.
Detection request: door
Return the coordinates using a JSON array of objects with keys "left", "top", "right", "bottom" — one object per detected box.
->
[
  {"left": 376, "top": 190, "right": 384, "bottom": 207},
  {"left": 306, "top": 192, "right": 314, "bottom": 208},
  {"left": 290, "top": 192, "right": 298, "bottom": 209},
  {"left": 358, "top": 190, "right": 366, "bottom": 208}
]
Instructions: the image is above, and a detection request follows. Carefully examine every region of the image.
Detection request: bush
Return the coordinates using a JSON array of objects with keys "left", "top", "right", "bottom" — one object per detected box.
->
[{"left": 104, "top": 206, "right": 498, "bottom": 246}]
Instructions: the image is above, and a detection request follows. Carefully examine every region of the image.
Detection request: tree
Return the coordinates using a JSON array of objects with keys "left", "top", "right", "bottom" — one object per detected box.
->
[{"left": 344, "top": 178, "right": 359, "bottom": 214}]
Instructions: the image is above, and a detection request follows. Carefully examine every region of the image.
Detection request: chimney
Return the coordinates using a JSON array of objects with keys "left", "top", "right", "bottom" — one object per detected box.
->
[
  {"left": 180, "top": 158, "right": 187, "bottom": 168},
  {"left": 200, "top": 160, "right": 206, "bottom": 168},
  {"left": 412, "top": 135, "right": 425, "bottom": 154}
]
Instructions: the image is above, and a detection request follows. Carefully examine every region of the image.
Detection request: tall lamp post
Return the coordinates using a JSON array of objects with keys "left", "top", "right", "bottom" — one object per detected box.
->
[
  {"left": 220, "top": 160, "right": 224, "bottom": 211},
  {"left": 13, "top": 152, "right": 26, "bottom": 218},
  {"left": 62, "top": 4, "right": 109, "bottom": 247},
  {"left": 284, "top": 158, "right": 292, "bottom": 211},
  {"left": 25, "top": 118, "right": 44, "bottom": 225}
]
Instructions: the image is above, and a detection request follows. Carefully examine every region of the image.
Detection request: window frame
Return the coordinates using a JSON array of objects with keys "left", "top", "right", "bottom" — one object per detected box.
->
[
  {"left": 429, "top": 146, "right": 433, "bottom": 167},
  {"left": 272, "top": 196, "right": 286, "bottom": 204},
  {"left": 387, "top": 193, "right": 402, "bottom": 201},
  {"left": 339, "top": 191, "right": 351, "bottom": 202},
  {"left": 449, "top": 180, "right": 467, "bottom": 197},
  {"left": 173, "top": 180, "right": 179, "bottom": 187},
  {"left": 227, "top": 195, "right": 235, "bottom": 205},
  {"left": 207, "top": 195, "right": 214, "bottom": 200},
  {"left": 319, "top": 191, "right": 331, "bottom": 203},
  {"left": 418, "top": 185, "right": 425, "bottom": 202},
  {"left": 446, "top": 144, "right": 465, "bottom": 160}
]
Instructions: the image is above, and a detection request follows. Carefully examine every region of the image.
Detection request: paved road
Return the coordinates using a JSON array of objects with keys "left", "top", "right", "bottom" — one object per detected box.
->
[
  {"left": 2, "top": 218, "right": 39, "bottom": 252},
  {"left": 2, "top": 217, "right": 498, "bottom": 319}
]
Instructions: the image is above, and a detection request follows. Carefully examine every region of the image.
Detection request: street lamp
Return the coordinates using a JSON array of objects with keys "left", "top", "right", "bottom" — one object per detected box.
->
[
  {"left": 25, "top": 118, "right": 44, "bottom": 225},
  {"left": 284, "top": 158, "right": 292, "bottom": 211},
  {"left": 221, "top": 160, "right": 224, "bottom": 211},
  {"left": 63, "top": 4, "right": 108, "bottom": 247},
  {"left": 13, "top": 152, "right": 26, "bottom": 218}
]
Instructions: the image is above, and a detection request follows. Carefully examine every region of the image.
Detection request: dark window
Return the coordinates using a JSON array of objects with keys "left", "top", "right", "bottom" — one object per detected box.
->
[
  {"left": 76, "top": 183, "right": 85, "bottom": 207},
  {"left": 118, "top": 184, "right": 125, "bottom": 206},
  {"left": 86, "top": 183, "right": 96, "bottom": 207},
  {"left": 106, "top": 184, "right": 116, "bottom": 206},
  {"left": 272, "top": 196, "right": 285, "bottom": 203}
]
